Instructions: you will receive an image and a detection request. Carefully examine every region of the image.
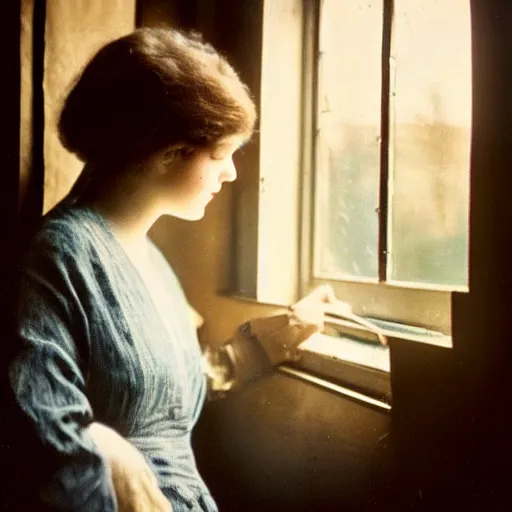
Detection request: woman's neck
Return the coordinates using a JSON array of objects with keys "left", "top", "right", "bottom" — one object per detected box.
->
[{"left": 77, "top": 162, "right": 163, "bottom": 257}]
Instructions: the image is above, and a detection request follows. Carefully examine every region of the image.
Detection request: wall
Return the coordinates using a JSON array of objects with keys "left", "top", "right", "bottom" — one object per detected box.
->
[
  {"left": 19, "top": 0, "right": 34, "bottom": 218},
  {"left": 42, "top": 0, "right": 136, "bottom": 212},
  {"left": 194, "top": 373, "right": 391, "bottom": 511}
]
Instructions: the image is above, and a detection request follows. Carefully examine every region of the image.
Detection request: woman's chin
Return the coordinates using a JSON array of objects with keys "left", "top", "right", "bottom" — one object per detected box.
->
[
  {"left": 166, "top": 206, "right": 206, "bottom": 222},
  {"left": 187, "top": 210, "right": 206, "bottom": 222}
]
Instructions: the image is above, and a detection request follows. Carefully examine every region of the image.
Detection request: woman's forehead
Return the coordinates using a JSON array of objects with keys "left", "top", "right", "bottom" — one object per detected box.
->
[{"left": 216, "top": 133, "right": 250, "bottom": 150}]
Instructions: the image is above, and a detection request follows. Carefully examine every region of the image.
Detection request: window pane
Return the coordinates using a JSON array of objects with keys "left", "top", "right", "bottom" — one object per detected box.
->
[
  {"left": 313, "top": 0, "right": 383, "bottom": 280},
  {"left": 389, "top": 0, "right": 471, "bottom": 288}
]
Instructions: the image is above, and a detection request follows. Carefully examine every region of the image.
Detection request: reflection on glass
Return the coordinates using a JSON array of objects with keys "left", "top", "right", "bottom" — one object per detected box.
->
[
  {"left": 389, "top": 0, "right": 471, "bottom": 287},
  {"left": 314, "top": 0, "right": 383, "bottom": 280}
]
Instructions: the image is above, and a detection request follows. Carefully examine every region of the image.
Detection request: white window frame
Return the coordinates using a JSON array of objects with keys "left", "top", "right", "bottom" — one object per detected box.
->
[
  {"left": 304, "top": 0, "right": 473, "bottom": 338},
  {"left": 233, "top": 0, "right": 469, "bottom": 348}
]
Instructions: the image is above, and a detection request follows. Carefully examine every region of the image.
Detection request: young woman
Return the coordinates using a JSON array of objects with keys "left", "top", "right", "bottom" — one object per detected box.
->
[{"left": 4, "top": 27, "right": 335, "bottom": 511}]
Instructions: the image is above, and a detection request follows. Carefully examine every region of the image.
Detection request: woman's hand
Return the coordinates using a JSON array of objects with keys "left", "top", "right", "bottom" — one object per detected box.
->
[
  {"left": 88, "top": 423, "right": 172, "bottom": 512},
  {"left": 289, "top": 284, "right": 341, "bottom": 331},
  {"left": 245, "top": 285, "right": 341, "bottom": 365}
]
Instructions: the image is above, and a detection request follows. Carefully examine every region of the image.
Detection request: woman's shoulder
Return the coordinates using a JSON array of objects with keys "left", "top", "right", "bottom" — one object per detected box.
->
[
  {"left": 10, "top": 207, "right": 104, "bottom": 321},
  {"left": 21, "top": 205, "right": 104, "bottom": 270}
]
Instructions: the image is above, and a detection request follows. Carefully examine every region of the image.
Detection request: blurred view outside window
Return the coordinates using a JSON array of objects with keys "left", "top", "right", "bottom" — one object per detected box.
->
[{"left": 314, "top": 0, "right": 471, "bottom": 289}]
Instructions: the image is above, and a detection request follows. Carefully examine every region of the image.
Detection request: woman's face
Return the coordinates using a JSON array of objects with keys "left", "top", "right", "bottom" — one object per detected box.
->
[{"left": 158, "top": 134, "right": 247, "bottom": 221}]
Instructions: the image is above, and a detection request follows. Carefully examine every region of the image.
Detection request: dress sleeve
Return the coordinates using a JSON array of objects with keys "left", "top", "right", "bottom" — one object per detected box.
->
[
  {"left": 202, "top": 321, "right": 276, "bottom": 400},
  {"left": 6, "top": 240, "right": 117, "bottom": 511},
  {"left": 202, "top": 311, "right": 321, "bottom": 400}
]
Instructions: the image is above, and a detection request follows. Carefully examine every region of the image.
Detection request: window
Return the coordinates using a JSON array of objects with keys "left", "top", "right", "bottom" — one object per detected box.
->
[
  {"left": 228, "top": 0, "right": 471, "bottom": 406},
  {"left": 304, "top": 0, "right": 472, "bottom": 335}
]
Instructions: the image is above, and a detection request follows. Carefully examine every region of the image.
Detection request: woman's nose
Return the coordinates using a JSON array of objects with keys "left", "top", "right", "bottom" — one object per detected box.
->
[{"left": 222, "top": 158, "right": 237, "bottom": 183}]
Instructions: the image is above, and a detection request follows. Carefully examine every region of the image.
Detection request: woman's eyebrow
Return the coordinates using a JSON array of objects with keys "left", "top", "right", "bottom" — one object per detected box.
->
[
  {"left": 215, "top": 141, "right": 239, "bottom": 151},
  {"left": 213, "top": 136, "right": 250, "bottom": 153}
]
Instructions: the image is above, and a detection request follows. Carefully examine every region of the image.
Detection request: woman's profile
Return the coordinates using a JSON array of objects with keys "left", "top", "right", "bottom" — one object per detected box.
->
[{"left": 3, "top": 27, "right": 335, "bottom": 511}]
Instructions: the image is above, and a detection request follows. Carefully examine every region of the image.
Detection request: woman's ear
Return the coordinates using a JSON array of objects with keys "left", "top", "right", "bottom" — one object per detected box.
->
[
  {"left": 178, "top": 146, "right": 196, "bottom": 159},
  {"left": 161, "top": 144, "right": 195, "bottom": 164},
  {"left": 161, "top": 145, "right": 180, "bottom": 165}
]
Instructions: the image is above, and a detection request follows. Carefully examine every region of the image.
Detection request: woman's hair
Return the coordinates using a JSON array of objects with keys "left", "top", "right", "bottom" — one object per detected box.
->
[{"left": 58, "top": 28, "right": 256, "bottom": 165}]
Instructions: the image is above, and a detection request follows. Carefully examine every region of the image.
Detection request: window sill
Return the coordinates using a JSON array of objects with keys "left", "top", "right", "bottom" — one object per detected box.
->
[
  {"left": 285, "top": 317, "right": 452, "bottom": 408},
  {"left": 225, "top": 294, "right": 453, "bottom": 349},
  {"left": 222, "top": 293, "right": 452, "bottom": 407},
  {"left": 278, "top": 364, "right": 392, "bottom": 412},
  {"left": 291, "top": 333, "right": 392, "bottom": 407},
  {"left": 299, "top": 332, "right": 390, "bottom": 372}
]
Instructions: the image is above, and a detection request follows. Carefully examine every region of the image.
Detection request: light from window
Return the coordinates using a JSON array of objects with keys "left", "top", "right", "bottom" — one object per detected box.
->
[
  {"left": 313, "top": 0, "right": 471, "bottom": 290},
  {"left": 314, "top": 0, "right": 383, "bottom": 281},
  {"left": 390, "top": 0, "right": 471, "bottom": 287}
]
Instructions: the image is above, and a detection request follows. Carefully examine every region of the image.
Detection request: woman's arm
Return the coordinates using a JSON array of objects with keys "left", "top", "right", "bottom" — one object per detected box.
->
[
  {"left": 6, "top": 236, "right": 172, "bottom": 511},
  {"left": 8, "top": 305, "right": 118, "bottom": 511},
  {"left": 202, "top": 324, "right": 273, "bottom": 396},
  {"left": 203, "top": 285, "right": 337, "bottom": 398}
]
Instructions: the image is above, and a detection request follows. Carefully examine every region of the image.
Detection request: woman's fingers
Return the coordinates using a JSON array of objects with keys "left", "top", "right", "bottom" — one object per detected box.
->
[
  {"left": 120, "top": 472, "right": 171, "bottom": 512},
  {"left": 89, "top": 423, "right": 172, "bottom": 512},
  {"left": 140, "top": 473, "right": 172, "bottom": 512},
  {"left": 293, "top": 285, "right": 337, "bottom": 310},
  {"left": 316, "top": 284, "right": 337, "bottom": 303},
  {"left": 291, "top": 306, "right": 324, "bottom": 330},
  {"left": 145, "top": 466, "right": 158, "bottom": 486},
  {"left": 308, "top": 284, "right": 337, "bottom": 303}
]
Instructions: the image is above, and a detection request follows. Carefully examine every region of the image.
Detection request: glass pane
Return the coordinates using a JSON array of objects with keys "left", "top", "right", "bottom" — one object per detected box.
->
[
  {"left": 313, "top": 0, "right": 383, "bottom": 280},
  {"left": 389, "top": 0, "right": 471, "bottom": 287}
]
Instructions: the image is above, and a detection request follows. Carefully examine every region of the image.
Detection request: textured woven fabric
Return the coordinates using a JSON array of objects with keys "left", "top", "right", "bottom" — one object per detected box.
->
[{"left": 8, "top": 203, "right": 216, "bottom": 510}]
